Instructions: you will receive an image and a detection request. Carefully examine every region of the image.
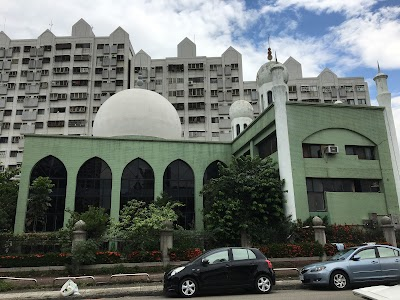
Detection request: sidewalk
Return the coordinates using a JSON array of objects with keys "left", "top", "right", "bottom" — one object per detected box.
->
[{"left": 0, "top": 277, "right": 302, "bottom": 299}]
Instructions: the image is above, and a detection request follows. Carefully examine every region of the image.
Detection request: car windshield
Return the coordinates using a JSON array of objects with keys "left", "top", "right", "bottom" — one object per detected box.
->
[{"left": 329, "top": 248, "right": 357, "bottom": 261}]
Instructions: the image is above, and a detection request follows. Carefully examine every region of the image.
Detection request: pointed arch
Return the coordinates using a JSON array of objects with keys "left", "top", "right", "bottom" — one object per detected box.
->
[
  {"left": 29, "top": 155, "right": 67, "bottom": 231},
  {"left": 203, "top": 160, "right": 226, "bottom": 211},
  {"left": 163, "top": 159, "right": 194, "bottom": 229},
  {"left": 120, "top": 158, "right": 155, "bottom": 210},
  {"left": 75, "top": 157, "right": 112, "bottom": 213}
]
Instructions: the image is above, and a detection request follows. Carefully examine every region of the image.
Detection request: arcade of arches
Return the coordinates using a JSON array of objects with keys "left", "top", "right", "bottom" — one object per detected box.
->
[{"left": 27, "top": 155, "right": 224, "bottom": 232}]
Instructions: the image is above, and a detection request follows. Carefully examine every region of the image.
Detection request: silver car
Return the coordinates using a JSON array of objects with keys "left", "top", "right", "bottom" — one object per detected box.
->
[{"left": 300, "top": 244, "right": 400, "bottom": 290}]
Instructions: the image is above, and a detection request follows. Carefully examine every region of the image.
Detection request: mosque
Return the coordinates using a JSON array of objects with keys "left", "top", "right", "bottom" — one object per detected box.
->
[{"left": 13, "top": 51, "right": 400, "bottom": 233}]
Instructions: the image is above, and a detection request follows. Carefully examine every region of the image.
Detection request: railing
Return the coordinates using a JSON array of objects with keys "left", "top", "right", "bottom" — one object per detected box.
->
[
  {"left": 53, "top": 276, "right": 96, "bottom": 286},
  {"left": 110, "top": 273, "right": 150, "bottom": 282},
  {"left": 0, "top": 277, "right": 38, "bottom": 285}
]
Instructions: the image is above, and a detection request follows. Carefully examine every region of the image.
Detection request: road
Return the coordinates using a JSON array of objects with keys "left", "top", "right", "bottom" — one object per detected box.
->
[{"left": 109, "top": 289, "right": 361, "bottom": 299}]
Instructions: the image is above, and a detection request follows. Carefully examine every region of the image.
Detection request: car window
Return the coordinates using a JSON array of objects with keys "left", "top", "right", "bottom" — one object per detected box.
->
[
  {"left": 205, "top": 250, "right": 229, "bottom": 264},
  {"left": 357, "top": 248, "right": 376, "bottom": 260},
  {"left": 378, "top": 246, "right": 400, "bottom": 258},
  {"left": 232, "top": 249, "right": 256, "bottom": 260}
]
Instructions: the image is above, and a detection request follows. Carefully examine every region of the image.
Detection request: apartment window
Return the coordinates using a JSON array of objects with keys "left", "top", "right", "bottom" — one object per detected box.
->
[
  {"left": 55, "top": 43, "right": 72, "bottom": 50},
  {"left": 155, "top": 66, "right": 163, "bottom": 73},
  {"left": 47, "top": 120, "right": 65, "bottom": 127},
  {"left": 188, "top": 102, "right": 205, "bottom": 110},
  {"left": 95, "top": 68, "right": 103, "bottom": 74},
  {"left": 155, "top": 79, "right": 162, "bottom": 85},
  {"left": 0, "top": 137, "right": 9, "bottom": 143},
  {"left": 116, "top": 67, "right": 124, "bottom": 74},
  {"left": 6, "top": 97, "right": 13, "bottom": 102},
  {"left": 211, "top": 117, "right": 219, "bottom": 123},
  {"left": 54, "top": 55, "right": 70, "bottom": 62},
  {"left": 10, "top": 151, "right": 18, "bottom": 158},
  {"left": 188, "top": 63, "right": 203, "bottom": 70},
  {"left": 13, "top": 46, "right": 21, "bottom": 53},
  {"left": 188, "top": 88, "right": 204, "bottom": 97},
  {"left": 117, "top": 44, "right": 124, "bottom": 49},
  {"left": 50, "top": 107, "right": 66, "bottom": 113},
  {"left": 3, "top": 110, "right": 12, "bottom": 116},
  {"left": 358, "top": 99, "right": 367, "bottom": 105},
  {"left": 24, "top": 46, "right": 31, "bottom": 52},
  {"left": 211, "top": 103, "right": 218, "bottom": 110},
  {"left": 289, "top": 86, "right": 297, "bottom": 93},
  {"left": 232, "top": 77, "right": 239, "bottom": 83},
  {"left": 346, "top": 99, "right": 355, "bottom": 105},
  {"left": 73, "top": 67, "right": 89, "bottom": 74},
  {"left": 356, "top": 85, "right": 366, "bottom": 92},
  {"left": 212, "top": 132, "right": 219, "bottom": 137},
  {"left": 189, "top": 131, "right": 205, "bottom": 138},
  {"left": 35, "top": 122, "right": 43, "bottom": 129},
  {"left": 93, "top": 106, "right": 100, "bottom": 113},
  {"left": 11, "top": 59, "right": 19, "bottom": 64},
  {"left": 13, "top": 123, "right": 22, "bottom": 129},
  {"left": 44, "top": 45, "right": 52, "bottom": 51},
  {"left": 70, "top": 106, "right": 86, "bottom": 113},
  {"left": 40, "top": 69, "right": 49, "bottom": 76},
  {"left": 302, "top": 144, "right": 331, "bottom": 158},
  {"left": 189, "top": 116, "right": 205, "bottom": 123},
  {"left": 94, "top": 81, "right": 102, "bottom": 87},
  {"left": 0, "top": 151, "right": 5, "bottom": 158},
  {"left": 345, "top": 145, "right": 375, "bottom": 160},
  {"left": 8, "top": 71, "right": 17, "bottom": 77},
  {"left": 179, "top": 117, "right": 185, "bottom": 124},
  {"left": 52, "top": 80, "right": 68, "bottom": 87},
  {"left": 1, "top": 122, "right": 10, "bottom": 129},
  {"left": 231, "top": 63, "right": 239, "bottom": 70},
  {"left": 74, "top": 55, "right": 90, "bottom": 61},
  {"left": 72, "top": 80, "right": 88, "bottom": 86},
  {"left": 68, "top": 120, "right": 86, "bottom": 127},
  {"left": 300, "top": 86, "right": 310, "bottom": 92},
  {"left": 232, "top": 89, "right": 240, "bottom": 96},
  {"left": 168, "top": 64, "right": 184, "bottom": 72},
  {"left": 42, "top": 57, "right": 50, "bottom": 63},
  {"left": 37, "top": 109, "right": 45, "bottom": 115},
  {"left": 76, "top": 43, "right": 91, "bottom": 49},
  {"left": 210, "top": 64, "right": 219, "bottom": 71},
  {"left": 171, "top": 103, "right": 184, "bottom": 111},
  {"left": 117, "top": 55, "right": 124, "bottom": 61},
  {"left": 70, "top": 93, "right": 88, "bottom": 100},
  {"left": 210, "top": 78, "right": 218, "bottom": 84},
  {"left": 93, "top": 93, "right": 101, "bottom": 100},
  {"left": 40, "top": 82, "right": 48, "bottom": 89},
  {"left": 11, "top": 136, "right": 20, "bottom": 143},
  {"left": 97, "top": 44, "right": 104, "bottom": 50},
  {"left": 7, "top": 83, "right": 15, "bottom": 89},
  {"left": 345, "top": 85, "right": 354, "bottom": 92},
  {"left": 38, "top": 95, "right": 46, "bottom": 102}
]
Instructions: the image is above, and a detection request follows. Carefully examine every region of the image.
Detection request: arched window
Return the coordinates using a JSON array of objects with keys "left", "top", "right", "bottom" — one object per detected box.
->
[
  {"left": 236, "top": 124, "right": 241, "bottom": 135},
  {"left": 75, "top": 157, "right": 112, "bottom": 213},
  {"left": 267, "top": 91, "right": 273, "bottom": 104},
  {"left": 120, "top": 158, "right": 154, "bottom": 210},
  {"left": 29, "top": 155, "right": 67, "bottom": 232},
  {"left": 163, "top": 160, "right": 194, "bottom": 229},
  {"left": 203, "top": 160, "right": 225, "bottom": 211},
  {"left": 244, "top": 123, "right": 248, "bottom": 129}
]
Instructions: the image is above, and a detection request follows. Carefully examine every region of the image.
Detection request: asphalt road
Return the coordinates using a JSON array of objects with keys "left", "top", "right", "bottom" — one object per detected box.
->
[{"left": 111, "top": 289, "right": 360, "bottom": 299}]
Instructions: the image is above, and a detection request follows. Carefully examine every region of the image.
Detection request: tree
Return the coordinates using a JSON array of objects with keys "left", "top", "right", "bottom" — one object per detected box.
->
[
  {"left": 66, "top": 206, "right": 110, "bottom": 239},
  {"left": 0, "top": 167, "right": 20, "bottom": 232},
  {"left": 26, "top": 176, "right": 54, "bottom": 232},
  {"left": 201, "top": 156, "right": 286, "bottom": 245}
]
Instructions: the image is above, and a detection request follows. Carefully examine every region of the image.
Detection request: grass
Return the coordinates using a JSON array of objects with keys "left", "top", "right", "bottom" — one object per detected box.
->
[{"left": 0, "top": 280, "right": 14, "bottom": 292}]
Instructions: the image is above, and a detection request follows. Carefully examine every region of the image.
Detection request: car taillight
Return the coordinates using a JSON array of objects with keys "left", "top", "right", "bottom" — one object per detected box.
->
[{"left": 266, "top": 259, "right": 273, "bottom": 269}]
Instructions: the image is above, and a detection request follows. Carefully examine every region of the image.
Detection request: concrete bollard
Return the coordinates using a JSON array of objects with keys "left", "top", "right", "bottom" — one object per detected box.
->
[
  {"left": 72, "top": 220, "right": 87, "bottom": 251},
  {"left": 381, "top": 216, "right": 397, "bottom": 246},
  {"left": 312, "top": 216, "right": 327, "bottom": 261},
  {"left": 160, "top": 221, "right": 173, "bottom": 265}
]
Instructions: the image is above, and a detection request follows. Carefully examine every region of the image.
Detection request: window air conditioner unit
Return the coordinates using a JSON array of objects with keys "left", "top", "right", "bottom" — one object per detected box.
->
[
  {"left": 325, "top": 145, "right": 339, "bottom": 154},
  {"left": 188, "top": 81, "right": 193, "bottom": 86}
]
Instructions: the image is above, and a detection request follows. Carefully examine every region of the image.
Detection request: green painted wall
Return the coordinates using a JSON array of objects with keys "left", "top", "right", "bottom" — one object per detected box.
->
[
  {"left": 286, "top": 103, "right": 399, "bottom": 224},
  {"left": 14, "top": 135, "right": 232, "bottom": 233}
]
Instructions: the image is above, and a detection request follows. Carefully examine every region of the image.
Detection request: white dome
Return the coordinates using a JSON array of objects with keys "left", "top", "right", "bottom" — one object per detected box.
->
[
  {"left": 229, "top": 100, "right": 254, "bottom": 119},
  {"left": 256, "top": 61, "right": 289, "bottom": 87},
  {"left": 93, "top": 89, "right": 182, "bottom": 139}
]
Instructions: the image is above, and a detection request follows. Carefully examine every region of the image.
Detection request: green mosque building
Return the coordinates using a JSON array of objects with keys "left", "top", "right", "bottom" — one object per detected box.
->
[{"left": 13, "top": 56, "right": 400, "bottom": 233}]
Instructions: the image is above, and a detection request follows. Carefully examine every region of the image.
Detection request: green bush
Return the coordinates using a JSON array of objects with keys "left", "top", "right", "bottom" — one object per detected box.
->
[
  {"left": 71, "top": 239, "right": 99, "bottom": 266},
  {"left": 259, "top": 242, "right": 324, "bottom": 258},
  {"left": 0, "top": 252, "right": 70, "bottom": 268}
]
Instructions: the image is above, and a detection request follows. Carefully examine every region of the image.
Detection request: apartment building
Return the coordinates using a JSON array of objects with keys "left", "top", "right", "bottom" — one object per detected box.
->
[
  {"left": 0, "top": 19, "right": 135, "bottom": 169},
  {"left": 0, "top": 19, "right": 370, "bottom": 170}
]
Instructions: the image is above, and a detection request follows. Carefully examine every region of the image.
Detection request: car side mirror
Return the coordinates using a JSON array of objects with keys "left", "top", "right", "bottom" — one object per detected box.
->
[
  {"left": 352, "top": 255, "right": 361, "bottom": 261},
  {"left": 202, "top": 258, "right": 209, "bottom": 266}
]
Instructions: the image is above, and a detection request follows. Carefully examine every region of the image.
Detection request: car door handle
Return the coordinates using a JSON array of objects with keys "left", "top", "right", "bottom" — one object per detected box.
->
[
  {"left": 371, "top": 261, "right": 379, "bottom": 264},
  {"left": 395, "top": 259, "right": 400, "bottom": 263}
]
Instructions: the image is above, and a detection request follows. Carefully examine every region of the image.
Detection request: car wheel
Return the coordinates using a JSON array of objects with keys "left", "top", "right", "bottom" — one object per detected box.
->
[
  {"left": 179, "top": 278, "right": 197, "bottom": 298},
  {"left": 255, "top": 274, "right": 272, "bottom": 294},
  {"left": 330, "top": 271, "right": 349, "bottom": 290}
]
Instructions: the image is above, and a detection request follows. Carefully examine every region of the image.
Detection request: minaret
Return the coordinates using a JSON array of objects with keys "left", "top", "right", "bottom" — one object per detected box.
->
[
  {"left": 374, "top": 65, "right": 400, "bottom": 209},
  {"left": 270, "top": 62, "right": 296, "bottom": 220}
]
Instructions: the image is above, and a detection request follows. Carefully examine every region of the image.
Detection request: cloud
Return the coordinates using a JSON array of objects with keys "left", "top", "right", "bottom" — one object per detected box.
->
[
  {"left": 262, "top": 0, "right": 378, "bottom": 16},
  {"left": 331, "top": 6, "right": 400, "bottom": 70}
]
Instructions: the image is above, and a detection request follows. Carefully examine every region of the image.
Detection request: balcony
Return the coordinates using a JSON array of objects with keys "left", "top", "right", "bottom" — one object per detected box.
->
[
  {"left": 0, "top": 98, "right": 5, "bottom": 108},
  {"left": 23, "top": 98, "right": 39, "bottom": 108},
  {"left": 219, "top": 119, "right": 231, "bottom": 129},
  {"left": 21, "top": 111, "right": 38, "bottom": 121},
  {"left": 16, "top": 152, "right": 24, "bottom": 163},
  {"left": 20, "top": 124, "right": 35, "bottom": 134}
]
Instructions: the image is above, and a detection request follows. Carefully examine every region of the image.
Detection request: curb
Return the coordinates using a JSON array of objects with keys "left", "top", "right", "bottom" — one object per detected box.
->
[{"left": 0, "top": 280, "right": 303, "bottom": 299}]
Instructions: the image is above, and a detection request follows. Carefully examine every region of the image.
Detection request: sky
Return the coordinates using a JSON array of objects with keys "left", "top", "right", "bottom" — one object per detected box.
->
[{"left": 2, "top": 0, "right": 400, "bottom": 153}]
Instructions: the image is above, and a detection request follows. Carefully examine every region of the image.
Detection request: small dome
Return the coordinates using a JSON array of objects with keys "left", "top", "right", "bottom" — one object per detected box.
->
[
  {"left": 256, "top": 61, "right": 289, "bottom": 87},
  {"left": 229, "top": 100, "right": 254, "bottom": 119},
  {"left": 93, "top": 89, "right": 181, "bottom": 139}
]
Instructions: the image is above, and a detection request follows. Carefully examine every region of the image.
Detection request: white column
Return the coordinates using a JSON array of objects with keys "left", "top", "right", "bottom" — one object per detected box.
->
[{"left": 270, "top": 64, "right": 296, "bottom": 220}]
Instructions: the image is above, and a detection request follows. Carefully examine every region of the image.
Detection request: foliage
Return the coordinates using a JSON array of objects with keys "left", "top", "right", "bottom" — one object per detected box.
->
[
  {"left": 26, "top": 176, "right": 54, "bottom": 232},
  {"left": 202, "top": 156, "right": 286, "bottom": 244},
  {"left": 325, "top": 224, "right": 385, "bottom": 245},
  {"left": 66, "top": 206, "right": 110, "bottom": 240},
  {"left": 259, "top": 242, "right": 325, "bottom": 258},
  {"left": 112, "top": 198, "right": 182, "bottom": 251},
  {"left": 0, "top": 168, "right": 20, "bottom": 232},
  {"left": 0, "top": 280, "right": 14, "bottom": 292},
  {"left": 168, "top": 248, "right": 203, "bottom": 261},
  {"left": 95, "top": 251, "right": 121, "bottom": 264},
  {"left": 70, "top": 239, "right": 99, "bottom": 274}
]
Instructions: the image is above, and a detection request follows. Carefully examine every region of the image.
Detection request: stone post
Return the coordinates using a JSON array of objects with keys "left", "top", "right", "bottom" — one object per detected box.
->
[
  {"left": 312, "top": 216, "right": 327, "bottom": 260},
  {"left": 160, "top": 221, "right": 173, "bottom": 265},
  {"left": 241, "top": 231, "right": 252, "bottom": 248},
  {"left": 72, "top": 220, "right": 87, "bottom": 251},
  {"left": 381, "top": 216, "right": 397, "bottom": 246}
]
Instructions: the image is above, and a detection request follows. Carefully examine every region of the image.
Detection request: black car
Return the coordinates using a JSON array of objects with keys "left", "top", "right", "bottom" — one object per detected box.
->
[{"left": 164, "top": 247, "right": 276, "bottom": 297}]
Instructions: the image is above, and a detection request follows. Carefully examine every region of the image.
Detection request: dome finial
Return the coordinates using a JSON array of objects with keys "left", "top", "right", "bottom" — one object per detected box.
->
[
  {"left": 267, "top": 35, "right": 273, "bottom": 61},
  {"left": 377, "top": 61, "right": 381, "bottom": 73}
]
